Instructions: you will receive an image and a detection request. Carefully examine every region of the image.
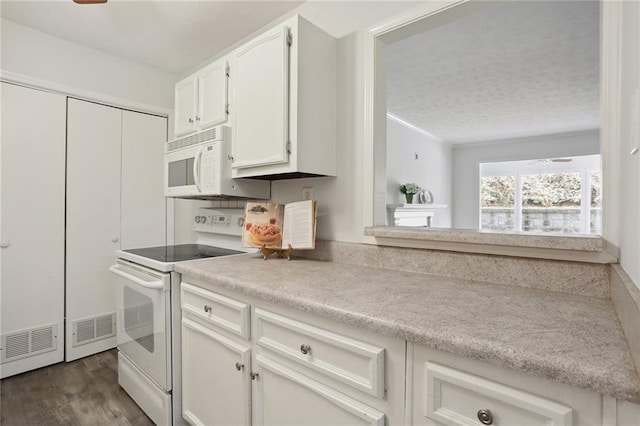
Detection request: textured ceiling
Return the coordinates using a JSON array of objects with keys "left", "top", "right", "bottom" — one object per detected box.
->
[
  {"left": 0, "top": 0, "right": 303, "bottom": 75},
  {"left": 385, "top": 1, "right": 600, "bottom": 144}
]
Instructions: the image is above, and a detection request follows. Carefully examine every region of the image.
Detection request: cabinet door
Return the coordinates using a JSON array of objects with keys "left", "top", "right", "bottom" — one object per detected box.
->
[
  {"left": 121, "top": 110, "right": 167, "bottom": 249},
  {"left": 0, "top": 83, "right": 66, "bottom": 378},
  {"left": 198, "top": 59, "right": 228, "bottom": 130},
  {"left": 253, "top": 354, "right": 385, "bottom": 426},
  {"left": 175, "top": 77, "right": 197, "bottom": 137},
  {"left": 182, "top": 318, "right": 251, "bottom": 426},
  {"left": 66, "top": 99, "right": 121, "bottom": 361},
  {"left": 232, "top": 24, "right": 290, "bottom": 170}
]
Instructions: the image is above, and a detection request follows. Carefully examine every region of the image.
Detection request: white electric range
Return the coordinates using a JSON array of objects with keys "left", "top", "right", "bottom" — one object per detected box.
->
[{"left": 110, "top": 208, "right": 250, "bottom": 426}]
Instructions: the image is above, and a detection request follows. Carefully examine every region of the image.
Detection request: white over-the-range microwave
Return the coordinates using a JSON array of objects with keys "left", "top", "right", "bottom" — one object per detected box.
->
[{"left": 164, "top": 126, "right": 270, "bottom": 199}]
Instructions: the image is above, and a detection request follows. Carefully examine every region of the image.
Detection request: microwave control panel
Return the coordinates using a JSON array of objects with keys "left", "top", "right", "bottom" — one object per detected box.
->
[
  {"left": 193, "top": 208, "right": 244, "bottom": 236},
  {"left": 199, "top": 142, "right": 221, "bottom": 192}
]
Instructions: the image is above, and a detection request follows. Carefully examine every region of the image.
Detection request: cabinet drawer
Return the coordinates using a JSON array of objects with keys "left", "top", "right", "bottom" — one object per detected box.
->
[
  {"left": 425, "top": 362, "right": 573, "bottom": 426},
  {"left": 254, "top": 308, "right": 384, "bottom": 398},
  {"left": 181, "top": 282, "right": 250, "bottom": 339}
]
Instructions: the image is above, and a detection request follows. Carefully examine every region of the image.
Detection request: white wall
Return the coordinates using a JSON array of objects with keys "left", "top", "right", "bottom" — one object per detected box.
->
[
  {"left": 1, "top": 19, "right": 176, "bottom": 111},
  {"left": 451, "top": 130, "right": 600, "bottom": 229},
  {"left": 617, "top": 1, "right": 640, "bottom": 286},
  {"left": 385, "top": 115, "right": 452, "bottom": 227}
]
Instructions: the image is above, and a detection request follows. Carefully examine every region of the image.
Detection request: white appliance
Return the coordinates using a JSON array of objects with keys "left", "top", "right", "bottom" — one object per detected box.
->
[
  {"left": 110, "top": 208, "right": 250, "bottom": 426},
  {"left": 165, "top": 126, "right": 270, "bottom": 199}
]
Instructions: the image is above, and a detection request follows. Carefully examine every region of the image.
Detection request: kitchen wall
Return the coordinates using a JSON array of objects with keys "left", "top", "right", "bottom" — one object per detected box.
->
[
  {"left": 617, "top": 1, "right": 640, "bottom": 286},
  {"left": 385, "top": 115, "right": 452, "bottom": 227},
  {"left": 0, "top": 19, "right": 176, "bottom": 111},
  {"left": 451, "top": 130, "right": 600, "bottom": 229}
]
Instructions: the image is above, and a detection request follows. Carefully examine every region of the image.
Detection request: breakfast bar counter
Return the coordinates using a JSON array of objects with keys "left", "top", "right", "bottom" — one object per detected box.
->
[{"left": 175, "top": 254, "right": 640, "bottom": 403}]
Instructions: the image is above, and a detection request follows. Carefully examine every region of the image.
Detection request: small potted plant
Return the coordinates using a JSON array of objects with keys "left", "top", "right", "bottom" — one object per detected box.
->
[{"left": 400, "top": 183, "right": 421, "bottom": 204}]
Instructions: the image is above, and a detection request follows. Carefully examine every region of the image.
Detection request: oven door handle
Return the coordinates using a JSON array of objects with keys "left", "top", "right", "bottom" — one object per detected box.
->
[{"left": 109, "top": 265, "right": 164, "bottom": 290}]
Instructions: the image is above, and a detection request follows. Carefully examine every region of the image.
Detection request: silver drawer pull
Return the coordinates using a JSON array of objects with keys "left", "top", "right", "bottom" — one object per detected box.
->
[
  {"left": 477, "top": 409, "right": 493, "bottom": 425},
  {"left": 204, "top": 305, "right": 212, "bottom": 313},
  {"left": 235, "top": 362, "right": 244, "bottom": 371},
  {"left": 300, "top": 344, "right": 311, "bottom": 355}
]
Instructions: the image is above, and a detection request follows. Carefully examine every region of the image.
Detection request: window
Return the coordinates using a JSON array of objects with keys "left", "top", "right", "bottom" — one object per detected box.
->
[
  {"left": 481, "top": 176, "right": 515, "bottom": 231},
  {"left": 480, "top": 155, "right": 601, "bottom": 234}
]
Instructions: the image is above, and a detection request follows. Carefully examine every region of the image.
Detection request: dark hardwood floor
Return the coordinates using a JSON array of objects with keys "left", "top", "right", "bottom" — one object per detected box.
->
[{"left": 0, "top": 349, "right": 154, "bottom": 426}]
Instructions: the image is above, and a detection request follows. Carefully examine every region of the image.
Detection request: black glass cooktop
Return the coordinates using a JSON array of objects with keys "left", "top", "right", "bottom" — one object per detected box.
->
[{"left": 123, "top": 244, "right": 243, "bottom": 263}]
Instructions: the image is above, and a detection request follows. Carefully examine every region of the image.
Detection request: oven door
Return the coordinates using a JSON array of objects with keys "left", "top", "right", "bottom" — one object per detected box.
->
[{"left": 110, "top": 260, "right": 171, "bottom": 391}]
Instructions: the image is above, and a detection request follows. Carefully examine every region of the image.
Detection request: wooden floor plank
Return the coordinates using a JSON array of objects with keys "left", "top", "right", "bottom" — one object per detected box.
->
[{"left": 0, "top": 349, "right": 153, "bottom": 426}]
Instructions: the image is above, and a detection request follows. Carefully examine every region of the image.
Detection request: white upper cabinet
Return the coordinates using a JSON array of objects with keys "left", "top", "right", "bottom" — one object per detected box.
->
[
  {"left": 174, "top": 78, "right": 197, "bottom": 136},
  {"left": 233, "top": 24, "right": 289, "bottom": 171},
  {"left": 231, "top": 15, "right": 336, "bottom": 179},
  {"left": 198, "top": 60, "right": 229, "bottom": 132},
  {"left": 174, "top": 58, "right": 229, "bottom": 137}
]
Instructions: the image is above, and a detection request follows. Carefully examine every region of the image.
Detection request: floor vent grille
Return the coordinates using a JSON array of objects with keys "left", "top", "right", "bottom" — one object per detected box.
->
[
  {"left": 1, "top": 323, "right": 58, "bottom": 364},
  {"left": 72, "top": 313, "right": 116, "bottom": 347}
]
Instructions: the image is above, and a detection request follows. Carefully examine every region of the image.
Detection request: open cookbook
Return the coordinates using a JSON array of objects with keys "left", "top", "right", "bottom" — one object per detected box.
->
[{"left": 242, "top": 200, "right": 317, "bottom": 250}]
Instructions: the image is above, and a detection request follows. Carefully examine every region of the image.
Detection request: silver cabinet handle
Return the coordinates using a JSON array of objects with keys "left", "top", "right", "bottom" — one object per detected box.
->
[
  {"left": 204, "top": 305, "right": 212, "bottom": 313},
  {"left": 250, "top": 372, "right": 259, "bottom": 380},
  {"left": 477, "top": 409, "right": 493, "bottom": 425},
  {"left": 195, "top": 116, "right": 200, "bottom": 121},
  {"left": 0, "top": 241, "right": 10, "bottom": 249},
  {"left": 111, "top": 235, "right": 119, "bottom": 243},
  {"left": 235, "top": 362, "right": 244, "bottom": 371},
  {"left": 300, "top": 344, "right": 311, "bottom": 355},
  {"left": 188, "top": 118, "right": 194, "bottom": 123}
]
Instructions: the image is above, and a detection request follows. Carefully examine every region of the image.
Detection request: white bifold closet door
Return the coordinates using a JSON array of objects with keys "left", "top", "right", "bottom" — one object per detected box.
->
[
  {"left": 0, "top": 83, "right": 66, "bottom": 378},
  {"left": 66, "top": 98, "right": 166, "bottom": 362}
]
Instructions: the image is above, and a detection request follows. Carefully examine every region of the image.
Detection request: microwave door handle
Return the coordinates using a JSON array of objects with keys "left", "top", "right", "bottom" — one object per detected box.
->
[
  {"left": 193, "top": 146, "right": 203, "bottom": 192},
  {"left": 109, "top": 265, "right": 164, "bottom": 290}
]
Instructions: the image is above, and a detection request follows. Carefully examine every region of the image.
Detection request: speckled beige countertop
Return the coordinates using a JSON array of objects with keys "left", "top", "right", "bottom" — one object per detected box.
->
[{"left": 175, "top": 255, "right": 640, "bottom": 403}]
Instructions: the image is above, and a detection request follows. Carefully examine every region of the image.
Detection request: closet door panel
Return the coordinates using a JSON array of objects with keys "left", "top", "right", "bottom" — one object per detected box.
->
[
  {"left": 121, "top": 111, "right": 167, "bottom": 249},
  {"left": 0, "top": 83, "right": 66, "bottom": 377},
  {"left": 66, "top": 98, "right": 121, "bottom": 361}
]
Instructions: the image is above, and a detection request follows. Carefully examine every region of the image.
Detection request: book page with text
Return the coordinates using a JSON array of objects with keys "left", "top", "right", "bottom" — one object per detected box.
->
[{"left": 282, "top": 200, "right": 317, "bottom": 249}]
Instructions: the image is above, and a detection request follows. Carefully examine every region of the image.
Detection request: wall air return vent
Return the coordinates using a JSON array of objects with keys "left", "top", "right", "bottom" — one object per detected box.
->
[
  {"left": 72, "top": 312, "right": 116, "bottom": 347},
  {"left": 1, "top": 323, "right": 58, "bottom": 364},
  {"left": 166, "top": 127, "right": 218, "bottom": 152}
]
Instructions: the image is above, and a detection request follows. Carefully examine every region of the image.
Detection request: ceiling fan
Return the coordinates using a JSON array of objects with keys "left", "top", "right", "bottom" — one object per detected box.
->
[
  {"left": 527, "top": 158, "right": 574, "bottom": 165},
  {"left": 73, "top": 0, "right": 107, "bottom": 4}
]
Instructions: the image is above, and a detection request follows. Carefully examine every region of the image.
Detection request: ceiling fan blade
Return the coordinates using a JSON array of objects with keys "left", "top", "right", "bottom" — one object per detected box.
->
[{"left": 73, "top": 0, "right": 107, "bottom": 4}]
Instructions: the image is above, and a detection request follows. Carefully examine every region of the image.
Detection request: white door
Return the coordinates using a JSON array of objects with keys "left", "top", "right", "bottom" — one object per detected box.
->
[
  {"left": 175, "top": 77, "right": 197, "bottom": 137},
  {"left": 66, "top": 98, "right": 122, "bottom": 361},
  {"left": 232, "top": 24, "right": 290, "bottom": 170},
  {"left": 182, "top": 318, "right": 251, "bottom": 426},
  {"left": 253, "top": 354, "right": 385, "bottom": 426},
  {"left": 121, "top": 110, "right": 167, "bottom": 249},
  {"left": 198, "top": 59, "right": 228, "bottom": 130},
  {"left": 0, "top": 83, "right": 66, "bottom": 378}
]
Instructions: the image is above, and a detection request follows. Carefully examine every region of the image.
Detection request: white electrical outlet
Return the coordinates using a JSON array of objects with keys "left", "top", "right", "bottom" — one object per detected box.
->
[{"left": 302, "top": 187, "right": 314, "bottom": 200}]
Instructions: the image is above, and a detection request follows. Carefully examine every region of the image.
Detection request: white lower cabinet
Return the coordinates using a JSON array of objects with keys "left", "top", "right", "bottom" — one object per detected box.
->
[
  {"left": 181, "top": 280, "right": 403, "bottom": 426},
  {"left": 181, "top": 317, "right": 251, "bottom": 426},
  {"left": 180, "top": 280, "right": 640, "bottom": 426},
  {"left": 409, "top": 343, "right": 605, "bottom": 426},
  {"left": 253, "top": 354, "right": 384, "bottom": 426}
]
